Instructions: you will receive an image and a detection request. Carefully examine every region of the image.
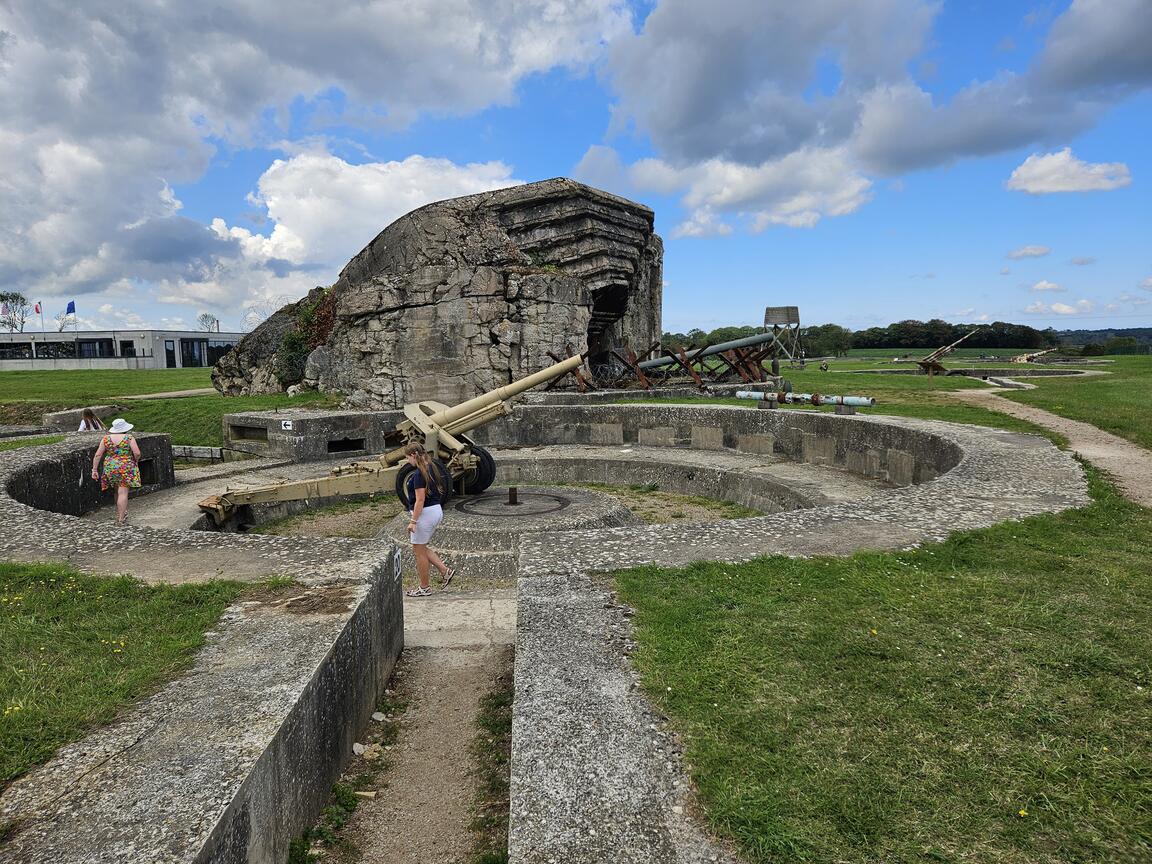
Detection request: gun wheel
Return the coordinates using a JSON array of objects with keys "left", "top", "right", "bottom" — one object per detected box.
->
[{"left": 455, "top": 445, "right": 497, "bottom": 494}]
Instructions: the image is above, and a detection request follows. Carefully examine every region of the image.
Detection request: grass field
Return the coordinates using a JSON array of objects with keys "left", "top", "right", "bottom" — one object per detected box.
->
[
  {"left": 0, "top": 562, "right": 245, "bottom": 786},
  {"left": 616, "top": 469, "right": 1152, "bottom": 863},
  {"left": 118, "top": 391, "right": 340, "bottom": 446},
  {"left": 0, "top": 368, "right": 211, "bottom": 401},
  {"left": 999, "top": 355, "right": 1152, "bottom": 449}
]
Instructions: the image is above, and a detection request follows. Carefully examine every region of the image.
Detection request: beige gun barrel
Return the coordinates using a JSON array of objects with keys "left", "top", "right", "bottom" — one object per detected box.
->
[{"left": 424, "top": 354, "right": 583, "bottom": 428}]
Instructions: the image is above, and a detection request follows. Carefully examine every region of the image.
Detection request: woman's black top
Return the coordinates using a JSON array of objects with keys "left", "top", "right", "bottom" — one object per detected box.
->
[{"left": 407, "top": 468, "right": 443, "bottom": 507}]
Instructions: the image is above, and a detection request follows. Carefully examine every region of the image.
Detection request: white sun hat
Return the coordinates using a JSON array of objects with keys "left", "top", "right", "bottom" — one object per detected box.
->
[{"left": 109, "top": 418, "right": 134, "bottom": 434}]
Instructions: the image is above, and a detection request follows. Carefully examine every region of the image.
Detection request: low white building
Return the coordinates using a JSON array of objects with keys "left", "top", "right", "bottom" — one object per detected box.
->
[{"left": 0, "top": 329, "right": 243, "bottom": 371}]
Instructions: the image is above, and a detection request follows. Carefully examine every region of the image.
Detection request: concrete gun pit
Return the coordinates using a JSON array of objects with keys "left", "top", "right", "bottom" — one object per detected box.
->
[{"left": 0, "top": 402, "right": 1088, "bottom": 864}]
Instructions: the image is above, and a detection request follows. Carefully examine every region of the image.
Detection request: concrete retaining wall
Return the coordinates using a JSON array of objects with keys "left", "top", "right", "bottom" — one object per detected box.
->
[
  {"left": 475, "top": 404, "right": 961, "bottom": 487},
  {"left": 218, "top": 402, "right": 960, "bottom": 489},
  {"left": 4, "top": 431, "right": 175, "bottom": 514}
]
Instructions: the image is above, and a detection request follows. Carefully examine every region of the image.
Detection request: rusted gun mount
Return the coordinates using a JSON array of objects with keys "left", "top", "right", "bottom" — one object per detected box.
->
[
  {"left": 197, "top": 354, "right": 585, "bottom": 526},
  {"left": 916, "top": 329, "right": 981, "bottom": 376}
]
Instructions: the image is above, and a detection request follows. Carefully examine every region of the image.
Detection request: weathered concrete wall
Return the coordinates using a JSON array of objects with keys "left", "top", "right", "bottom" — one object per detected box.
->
[
  {"left": 40, "top": 405, "right": 123, "bottom": 432},
  {"left": 222, "top": 409, "right": 403, "bottom": 461},
  {"left": 5, "top": 431, "right": 175, "bottom": 514},
  {"left": 217, "top": 403, "right": 960, "bottom": 488},
  {"left": 475, "top": 404, "right": 962, "bottom": 486}
]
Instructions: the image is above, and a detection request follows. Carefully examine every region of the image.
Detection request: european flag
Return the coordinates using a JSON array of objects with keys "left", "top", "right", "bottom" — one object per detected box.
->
[{"left": 66, "top": 300, "right": 76, "bottom": 315}]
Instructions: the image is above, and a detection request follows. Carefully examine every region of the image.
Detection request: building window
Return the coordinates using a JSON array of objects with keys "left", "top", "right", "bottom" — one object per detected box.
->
[
  {"left": 120, "top": 340, "right": 136, "bottom": 357},
  {"left": 78, "top": 339, "right": 115, "bottom": 358},
  {"left": 207, "top": 339, "right": 237, "bottom": 365},
  {"left": 36, "top": 341, "right": 77, "bottom": 359},
  {"left": 0, "top": 343, "right": 33, "bottom": 359},
  {"left": 180, "top": 339, "right": 207, "bottom": 367}
]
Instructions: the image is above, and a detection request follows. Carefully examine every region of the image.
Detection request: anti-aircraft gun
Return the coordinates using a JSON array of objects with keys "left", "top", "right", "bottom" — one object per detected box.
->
[{"left": 197, "top": 354, "right": 584, "bottom": 527}]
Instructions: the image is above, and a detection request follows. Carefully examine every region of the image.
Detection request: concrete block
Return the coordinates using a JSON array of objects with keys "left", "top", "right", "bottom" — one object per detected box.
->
[
  {"left": 690, "top": 426, "right": 724, "bottom": 451},
  {"left": 737, "top": 433, "right": 775, "bottom": 455},
  {"left": 638, "top": 426, "right": 677, "bottom": 447},
  {"left": 887, "top": 448, "right": 916, "bottom": 486},
  {"left": 588, "top": 423, "right": 624, "bottom": 445},
  {"left": 802, "top": 431, "right": 837, "bottom": 466}
]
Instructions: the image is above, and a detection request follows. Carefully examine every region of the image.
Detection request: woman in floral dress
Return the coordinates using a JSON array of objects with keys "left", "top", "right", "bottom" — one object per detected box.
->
[{"left": 91, "top": 418, "right": 142, "bottom": 525}]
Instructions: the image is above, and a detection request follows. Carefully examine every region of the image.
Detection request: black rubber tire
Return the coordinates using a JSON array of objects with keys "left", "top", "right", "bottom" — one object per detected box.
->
[
  {"left": 455, "top": 445, "right": 497, "bottom": 494},
  {"left": 395, "top": 460, "right": 453, "bottom": 509}
]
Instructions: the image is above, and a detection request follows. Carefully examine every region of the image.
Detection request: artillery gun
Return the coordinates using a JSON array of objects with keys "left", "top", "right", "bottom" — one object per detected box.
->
[{"left": 197, "top": 354, "right": 584, "bottom": 526}]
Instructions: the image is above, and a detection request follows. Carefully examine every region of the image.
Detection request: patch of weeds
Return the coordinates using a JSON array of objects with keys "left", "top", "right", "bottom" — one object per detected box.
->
[
  {"left": 628, "top": 482, "right": 660, "bottom": 493},
  {"left": 291, "top": 683, "right": 410, "bottom": 860},
  {"left": 470, "top": 648, "right": 514, "bottom": 864}
]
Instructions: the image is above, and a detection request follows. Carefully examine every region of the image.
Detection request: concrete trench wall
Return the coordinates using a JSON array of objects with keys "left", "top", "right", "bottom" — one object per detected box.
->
[
  {"left": 0, "top": 434, "right": 405, "bottom": 864},
  {"left": 474, "top": 404, "right": 963, "bottom": 487},
  {"left": 217, "top": 402, "right": 961, "bottom": 490},
  {"left": 4, "top": 431, "right": 175, "bottom": 513}
]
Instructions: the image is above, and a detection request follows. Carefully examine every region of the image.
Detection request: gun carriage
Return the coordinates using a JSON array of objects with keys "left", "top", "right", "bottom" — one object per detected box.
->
[{"left": 197, "top": 354, "right": 584, "bottom": 526}]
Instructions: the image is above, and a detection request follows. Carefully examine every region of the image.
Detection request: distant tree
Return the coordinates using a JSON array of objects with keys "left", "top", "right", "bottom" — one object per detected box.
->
[
  {"left": 1103, "top": 336, "right": 1141, "bottom": 355},
  {"left": 803, "top": 324, "right": 853, "bottom": 357},
  {"left": 0, "top": 291, "right": 31, "bottom": 332},
  {"left": 197, "top": 312, "right": 220, "bottom": 332},
  {"left": 1081, "top": 342, "right": 1106, "bottom": 356},
  {"left": 54, "top": 311, "right": 71, "bottom": 331},
  {"left": 241, "top": 295, "right": 291, "bottom": 332}
]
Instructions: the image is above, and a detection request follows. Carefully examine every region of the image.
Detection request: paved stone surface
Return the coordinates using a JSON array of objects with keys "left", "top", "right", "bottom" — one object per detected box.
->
[
  {"left": 404, "top": 586, "right": 517, "bottom": 648},
  {"left": 950, "top": 388, "right": 1152, "bottom": 507}
]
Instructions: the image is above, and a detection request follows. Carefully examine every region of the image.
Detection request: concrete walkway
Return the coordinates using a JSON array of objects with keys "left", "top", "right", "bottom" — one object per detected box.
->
[{"left": 950, "top": 388, "right": 1152, "bottom": 507}]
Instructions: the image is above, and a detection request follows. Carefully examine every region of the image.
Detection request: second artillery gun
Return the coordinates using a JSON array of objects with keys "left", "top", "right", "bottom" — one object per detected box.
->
[{"left": 197, "top": 354, "right": 584, "bottom": 527}]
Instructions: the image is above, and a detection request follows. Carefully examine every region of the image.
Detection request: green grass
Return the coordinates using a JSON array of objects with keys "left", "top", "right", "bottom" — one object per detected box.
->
[
  {"left": 118, "top": 391, "right": 340, "bottom": 446},
  {"left": 615, "top": 469, "right": 1151, "bottom": 863},
  {"left": 999, "top": 355, "right": 1152, "bottom": 450},
  {"left": 0, "top": 368, "right": 211, "bottom": 402},
  {"left": 0, "top": 436, "right": 65, "bottom": 452},
  {"left": 0, "top": 562, "right": 245, "bottom": 786},
  {"left": 470, "top": 650, "right": 514, "bottom": 864}
]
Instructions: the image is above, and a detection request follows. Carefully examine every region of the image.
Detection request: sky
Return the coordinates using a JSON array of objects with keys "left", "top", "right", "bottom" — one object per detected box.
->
[{"left": 1, "top": 0, "right": 1150, "bottom": 336}]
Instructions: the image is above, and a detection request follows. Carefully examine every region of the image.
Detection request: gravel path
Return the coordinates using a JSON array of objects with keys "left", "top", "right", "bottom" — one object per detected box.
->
[
  {"left": 332, "top": 588, "right": 516, "bottom": 863},
  {"left": 949, "top": 388, "right": 1152, "bottom": 507}
]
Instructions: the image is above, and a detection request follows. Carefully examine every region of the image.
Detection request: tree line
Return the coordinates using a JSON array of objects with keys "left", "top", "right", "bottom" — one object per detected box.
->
[{"left": 662, "top": 319, "right": 1059, "bottom": 358}]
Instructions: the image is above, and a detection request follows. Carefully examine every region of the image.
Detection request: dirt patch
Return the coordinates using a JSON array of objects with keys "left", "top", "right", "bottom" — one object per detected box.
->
[
  {"left": 566, "top": 482, "right": 762, "bottom": 524},
  {"left": 242, "top": 583, "right": 355, "bottom": 615},
  {"left": 250, "top": 497, "right": 405, "bottom": 539}
]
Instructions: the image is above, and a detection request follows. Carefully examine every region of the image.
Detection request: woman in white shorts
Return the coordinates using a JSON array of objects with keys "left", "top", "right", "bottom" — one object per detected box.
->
[{"left": 403, "top": 442, "right": 454, "bottom": 597}]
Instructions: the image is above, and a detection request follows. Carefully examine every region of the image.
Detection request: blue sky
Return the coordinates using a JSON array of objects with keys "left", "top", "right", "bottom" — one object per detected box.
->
[{"left": 1, "top": 0, "right": 1149, "bottom": 336}]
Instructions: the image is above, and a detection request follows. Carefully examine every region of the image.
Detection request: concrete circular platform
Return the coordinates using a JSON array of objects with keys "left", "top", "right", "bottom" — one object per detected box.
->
[{"left": 379, "top": 485, "right": 639, "bottom": 553}]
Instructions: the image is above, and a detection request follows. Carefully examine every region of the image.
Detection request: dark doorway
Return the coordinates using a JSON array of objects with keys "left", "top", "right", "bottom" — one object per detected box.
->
[{"left": 164, "top": 340, "right": 176, "bottom": 368}]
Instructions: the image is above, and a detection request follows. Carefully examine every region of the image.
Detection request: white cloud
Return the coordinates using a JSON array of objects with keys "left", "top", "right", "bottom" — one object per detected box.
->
[
  {"left": 1117, "top": 292, "right": 1150, "bottom": 307},
  {"left": 1030, "top": 280, "right": 1065, "bottom": 292},
  {"left": 1006, "top": 148, "right": 1132, "bottom": 193},
  {"left": 1008, "top": 245, "right": 1051, "bottom": 259},
  {"left": 150, "top": 151, "right": 522, "bottom": 310},
  {"left": 577, "top": 145, "right": 872, "bottom": 234},
  {"left": 1000, "top": 267, "right": 1011, "bottom": 275},
  {"left": 1069, "top": 256, "right": 1096, "bottom": 266},
  {"left": 1025, "top": 299, "right": 1094, "bottom": 315},
  {"left": 0, "top": 0, "right": 629, "bottom": 309},
  {"left": 1140, "top": 277, "right": 1152, "bottom": 291}
]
